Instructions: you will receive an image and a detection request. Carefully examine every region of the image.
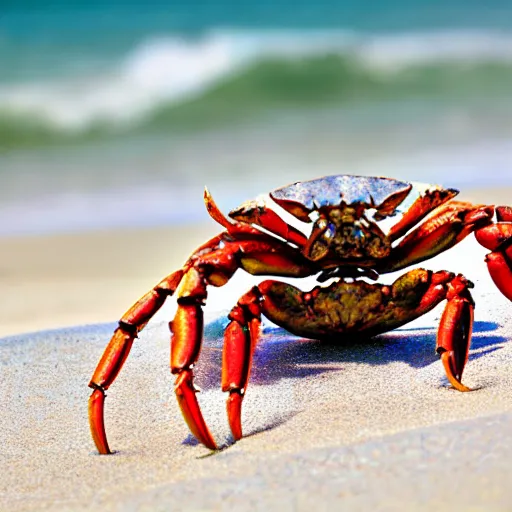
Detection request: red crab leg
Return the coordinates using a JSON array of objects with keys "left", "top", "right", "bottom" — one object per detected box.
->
[
  {"left": 388, "top": 186, "right": 459, "bottom": 242},
  {"left": 88, "top": 269, "right": 184, "bottom": 454},
  {"left": 174, "top": 243, "right": 312, "bottom": 447},
  {"left": 171, "top": 296, "right": 217, "bottom": 450},
  {"left": 170, "top": 263, "right": 229, "bottom": 451},
  {"left": 221, "top": 287, "right": 262, "bottom": 440},
  {"left": 381, "top": 202, "right": 494, "bottom": 273},
  {"left": 229, "top": 200, "right": 308, "bottom": 248},
  {"left": 436, "top": 275, "right": 474, "bottom": 392}
]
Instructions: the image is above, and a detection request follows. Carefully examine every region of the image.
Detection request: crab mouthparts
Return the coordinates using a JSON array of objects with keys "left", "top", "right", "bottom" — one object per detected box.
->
[{"left": 303, "top": 212, "right": 391, "bottom": 262}]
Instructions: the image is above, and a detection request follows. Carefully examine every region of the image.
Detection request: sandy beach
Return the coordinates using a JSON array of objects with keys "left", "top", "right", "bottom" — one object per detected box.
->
[
  {"left": 0, "top": 224, "right": 219, "bottom": 338},
  {"left": 0, "top": 185, "right": 511, "bottom": 510}
]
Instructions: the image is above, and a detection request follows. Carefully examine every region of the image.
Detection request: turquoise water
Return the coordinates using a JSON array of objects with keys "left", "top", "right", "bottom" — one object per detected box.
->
[{"left": 2, "top": 1, "right": 512, "bottom": 235}]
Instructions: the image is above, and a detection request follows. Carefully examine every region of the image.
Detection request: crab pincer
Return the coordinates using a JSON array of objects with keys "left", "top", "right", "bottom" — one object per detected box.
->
[{"left": 475, "top": 212, "right": 512, "bottom": 302}]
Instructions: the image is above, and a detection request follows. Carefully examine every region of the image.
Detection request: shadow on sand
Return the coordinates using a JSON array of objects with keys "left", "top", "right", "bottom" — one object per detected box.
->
[
  {"left": 194, "top": 320, "right": 506, "bottom": 391},
  {"left": 182, "top": 319, "right": 507, "bottom": 449}
]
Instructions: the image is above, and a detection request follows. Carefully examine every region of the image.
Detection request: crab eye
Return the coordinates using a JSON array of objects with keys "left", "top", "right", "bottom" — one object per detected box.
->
[
  {"left": 303, "top": 217, "right": 335, "bottom": 261},
  {"left": 353, "top": 226, "right": 365, "bottom": 241},
  {"left": 324, "top": 222, "right": 336, "bottom": 239}
]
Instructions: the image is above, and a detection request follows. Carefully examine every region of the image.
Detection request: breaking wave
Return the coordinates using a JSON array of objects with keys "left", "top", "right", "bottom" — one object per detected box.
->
[{"left": 3, "top": 28, "right": 512, "bottom": 150}]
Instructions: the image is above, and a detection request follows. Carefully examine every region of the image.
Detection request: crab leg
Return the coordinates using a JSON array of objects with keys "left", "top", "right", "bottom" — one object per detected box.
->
[
  {"left": 381, "top": 202, "right": 494, "bottom": 273},
  {"left": 388, "top": 186, "right": 458, "bottom": 242},
  {"left": 88, "top": 269, "right": 184, "bottom": 454},
  {"left": 221, "top": 287, "right": 262, "bottom": 440},
  {"left": 171, "top": 268, "right": 218, "bottom": 450},
  {"left": 89, "top": 189, "right": 315, "bottom": 453},
  {"left": 436, "top": 275, "right": 474, "bottom": 392},
  {"left": 229, "top": 200, "right": 308, "bottom": 248},
  {"left": 170, "top": 237, "right": 313, "bottom": 449}
]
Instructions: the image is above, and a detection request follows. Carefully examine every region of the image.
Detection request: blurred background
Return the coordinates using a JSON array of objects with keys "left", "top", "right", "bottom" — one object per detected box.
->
[{"left": 2, "top": 0, "right": 512, "bottom": 236}]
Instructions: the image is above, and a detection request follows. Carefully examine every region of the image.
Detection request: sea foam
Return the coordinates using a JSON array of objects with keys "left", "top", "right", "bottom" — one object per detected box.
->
[{"left": 2, "top": 28, "right": 512, "bottom": 133}]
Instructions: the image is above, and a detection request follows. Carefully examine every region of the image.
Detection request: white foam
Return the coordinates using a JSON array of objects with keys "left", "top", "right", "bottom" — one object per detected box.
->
[
  {"left": 1, "top": 28, "right": 512, "bottom": 131},
  {"left": 357, "top": 30, "right": 512, "bottom": 71},
  {"left": 0, "top": 35, "right": 239, "bottom": 130}
]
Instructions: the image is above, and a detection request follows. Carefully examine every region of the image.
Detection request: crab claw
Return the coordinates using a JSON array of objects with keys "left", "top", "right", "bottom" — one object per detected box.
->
[
  {"left": 486, "top": 251, "right": 512, "bottom": 302},
  {"left": 475, "top": 221, "right": 512, "bottom": 302},
  {"left": 436, "top": 277, "right": 474, "bottom": 392},
  {"left": 89, "top": 387, "right": 111, "bottom": 454}
]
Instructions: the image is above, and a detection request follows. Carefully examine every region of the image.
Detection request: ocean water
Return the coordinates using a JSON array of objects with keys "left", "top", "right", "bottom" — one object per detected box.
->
[{"left": 2, "top": 1, "right": 512, "bottom": 235}]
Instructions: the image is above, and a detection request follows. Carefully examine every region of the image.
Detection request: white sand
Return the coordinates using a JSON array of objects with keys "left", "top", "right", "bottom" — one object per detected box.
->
[
  {"left": 1, "top": 228, "right": 511, "bottom": 510},
  {"left": 0, "top": 225, "right": 218, "bottom": 337}
]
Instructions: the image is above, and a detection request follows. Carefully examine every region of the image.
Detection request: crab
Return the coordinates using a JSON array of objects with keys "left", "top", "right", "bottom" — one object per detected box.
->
[{"left": 88, "top": 175, "right": 512, "bottom": 454}]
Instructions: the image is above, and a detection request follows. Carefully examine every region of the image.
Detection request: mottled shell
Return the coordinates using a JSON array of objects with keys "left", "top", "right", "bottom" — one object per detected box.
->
[{"left": 270, "top": 175, "right": 413, "bottom": 222}]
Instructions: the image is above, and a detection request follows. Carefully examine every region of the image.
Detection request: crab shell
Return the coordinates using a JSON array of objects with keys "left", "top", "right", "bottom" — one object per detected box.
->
[{"left": 270, "top": 175, "right": 414, "bottom": 222}]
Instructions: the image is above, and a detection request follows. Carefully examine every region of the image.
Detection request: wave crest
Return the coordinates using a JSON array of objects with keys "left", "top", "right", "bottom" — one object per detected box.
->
[{"left": 2, "top": 28, "right": 512, "bottom": 150}]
